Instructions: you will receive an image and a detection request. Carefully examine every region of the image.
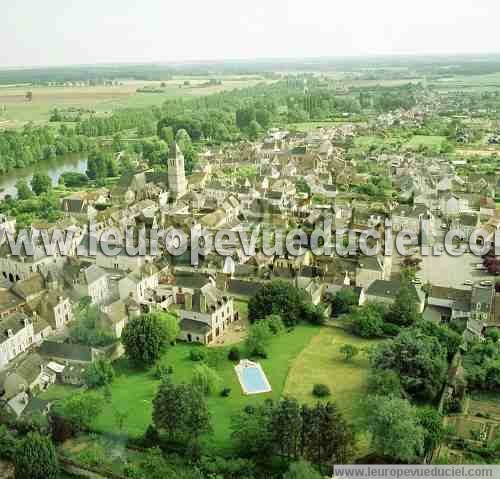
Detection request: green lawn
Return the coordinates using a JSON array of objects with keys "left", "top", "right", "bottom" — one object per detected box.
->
[
  {"left": 92, "top": 324, "right": 319, "bottom": 452},
  {"left": 39, "top": 384, "right": 80, "bottom": 402},
  {"left": 403, "top": 135, "right": 446, "bottom": 150},
  {"left": 283, "top": 324, "right": 383, "bottom": 456}
]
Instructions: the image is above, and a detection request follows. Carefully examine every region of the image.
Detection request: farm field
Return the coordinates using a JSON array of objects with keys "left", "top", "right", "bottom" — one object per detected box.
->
[
  {"left": 90, "top": 324, "right": 319, "bottom": 452},
  {"left": 0, "top": 76, "right": 271, "bottom": 126}
]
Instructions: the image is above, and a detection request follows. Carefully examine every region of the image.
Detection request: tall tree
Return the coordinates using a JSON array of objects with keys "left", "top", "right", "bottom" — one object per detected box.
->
[
  {"left": 385, "top": 284, "right": 420, "bottom": 327},
  {"left": 152, "top": 381, "right": 211, "bottom": 446},
  {"left": 249, "top": 280, "right": 306, "bottom": 327},
  {"left": 370, "top": 330, "right": 447, "bottom": 401},
  {"left": 15, "top": 179, "right": 33, "bottom": 200},
  {"left": 121, "top": 312, "right": 173, "bottom": 367},
  {"left": 30, "top": 173, "right": 52, "bottom": 196},
  {"left": 363, "top": 396, "right": 425, "bottom": 463}
]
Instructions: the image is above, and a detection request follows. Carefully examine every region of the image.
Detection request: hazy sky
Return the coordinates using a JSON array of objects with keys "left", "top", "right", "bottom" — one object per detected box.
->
[{"left": 2, "top": 0, "right": 499, "bottom": 67}]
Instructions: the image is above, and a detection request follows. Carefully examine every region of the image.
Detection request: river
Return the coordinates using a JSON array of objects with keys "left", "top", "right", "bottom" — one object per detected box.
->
[{"left": 0, "top": 154, "right": 88, "bottom": 199}]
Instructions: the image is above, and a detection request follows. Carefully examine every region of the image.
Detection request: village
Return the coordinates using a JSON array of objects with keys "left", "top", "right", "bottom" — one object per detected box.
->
[{"left": 0, "top": 49, "right": 500, "bottom": 476}]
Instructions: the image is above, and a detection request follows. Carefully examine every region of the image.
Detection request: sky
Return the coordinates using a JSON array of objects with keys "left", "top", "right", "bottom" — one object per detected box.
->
[{"left": 1, "top": 0, "right": 499, "bottom": 68}]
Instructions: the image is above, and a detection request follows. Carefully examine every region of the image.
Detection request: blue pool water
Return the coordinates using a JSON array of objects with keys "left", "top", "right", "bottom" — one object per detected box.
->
[{"left": 241, "top": 366, "right": 269, "bottom": 393}]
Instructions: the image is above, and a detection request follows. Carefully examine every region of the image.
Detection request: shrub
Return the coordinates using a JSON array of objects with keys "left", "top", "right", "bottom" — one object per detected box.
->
[
  {"left": 189, "top": 349, "right": 206, "bottom": 362},
  {"left": 154, "top": 361, "right": 173, "bottom": 380},
  {"left": 221, "top": 388, "right": 231, "bottom": 397},
  {"left": 312, "top": 384, "right": 331, "bottom": 398},
  {"left": 85, "top": 359, "right": 115, "bottom": 388},
  {"left": 381, "top": 322, "right": 401, "bottom": 337},
  {"left": 192, "top": 364, "right": 222, "bottom": 396},
  {"left": 228, "top": 347, "right": 240, "bottom": 362}
]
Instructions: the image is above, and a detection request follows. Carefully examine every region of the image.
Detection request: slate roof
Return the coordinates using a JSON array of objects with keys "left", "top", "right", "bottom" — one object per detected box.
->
[
  {"left": 180, "top": 318, "right": 210, "bottom": 335},
  {"left": 365, "top": 280, "right": 420, "bottom": 302},
  {"left": 38, "top": 341, "right": 93, "bottom": 363}
]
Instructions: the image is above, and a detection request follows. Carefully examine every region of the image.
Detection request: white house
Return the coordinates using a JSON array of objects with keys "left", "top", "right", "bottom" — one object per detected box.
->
[
  {"left": 118, "top": 263, "right": 160, "bottom": 303},
  {"left": 0, "top": 313, "right": 35, "bottom": 369},
  {"left": 178, "top": 284, "right": 235, "bottom": 345}
]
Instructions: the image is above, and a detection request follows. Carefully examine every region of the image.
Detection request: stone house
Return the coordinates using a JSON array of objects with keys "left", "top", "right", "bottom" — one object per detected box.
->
[{"left": 177, "top": 284, "right": 235, "bottom": 345}]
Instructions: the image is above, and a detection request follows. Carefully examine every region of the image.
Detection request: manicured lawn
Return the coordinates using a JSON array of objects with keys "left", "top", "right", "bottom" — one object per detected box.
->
[
  {"left": 92, "top": 324, "right": 319, "bottom": 452},
  {"left": 283, "top": 324, "right": 383, "bottom": 455}
]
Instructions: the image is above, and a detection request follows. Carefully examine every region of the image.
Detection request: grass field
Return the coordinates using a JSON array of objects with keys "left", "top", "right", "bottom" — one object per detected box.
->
[
  {"left": 404, "top": 135, "right": 447, "bottom": 149},
  {"left": 283, "top": 324, "right": 383, "bottom": 455},
  {"left": 91, "top": 324, "right": 319, "bottom": 451},
  {"left": 283, "top": 325, "right": 381, "bottom": 420},
  {"left": 0, "top": 77, "right": 272, "bottom": 126}
]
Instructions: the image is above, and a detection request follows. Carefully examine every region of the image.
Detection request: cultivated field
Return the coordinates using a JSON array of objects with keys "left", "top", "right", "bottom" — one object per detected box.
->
[{"left": 0, "top": 76, "right": 271, "bottom": 126}]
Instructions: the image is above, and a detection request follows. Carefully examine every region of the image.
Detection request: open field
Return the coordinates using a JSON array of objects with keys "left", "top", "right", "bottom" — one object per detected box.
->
[
  {"left": 90, "top": 324, "right": 319, "bottom": 451},
  {"left": 431, "top": 72, "right": 500, "bottom": 91},
  {"left": 404, "top": 135, "right": 447, "bottom": 149},
  {"left": 353, "top": 135, "right": 398, "bottom": 148},
  {"left": 283, "top": 324, "right": 383, "bottom": 455},
  {"left": 0, "top": 77, "right": 272, "bottom": 126}
]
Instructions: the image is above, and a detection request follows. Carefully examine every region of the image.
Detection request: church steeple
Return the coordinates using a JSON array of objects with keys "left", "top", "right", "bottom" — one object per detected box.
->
[{"left": 167, "top": 142, "right": 187, "bottom": 200}]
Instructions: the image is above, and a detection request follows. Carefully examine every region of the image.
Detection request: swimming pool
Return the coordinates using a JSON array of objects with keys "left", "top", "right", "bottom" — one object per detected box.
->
[{"left": 235, "top": 360, "right": 272, "bottom": 395}]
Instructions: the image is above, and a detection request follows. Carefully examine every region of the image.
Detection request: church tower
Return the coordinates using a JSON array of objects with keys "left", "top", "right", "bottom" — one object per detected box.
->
[{"left": 167, "top": 142, "right": 187, "bottom": 200}]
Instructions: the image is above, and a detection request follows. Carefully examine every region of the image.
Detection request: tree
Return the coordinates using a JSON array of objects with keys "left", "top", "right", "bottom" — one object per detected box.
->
[
  {"left": 330, "top": 289, "right": 358, "bottom": 316},
  {"left": 191, "top": 363, "right": 222, "bottom": 396},
  {"left": 231, "top": 401, "right": 274, "bottom": 460},
  {"left": 69, "top": 303, "right": 115, "bottom": 348},
  {"left": 284, "top": 461, "right": 322, "bottom": 479},
  {"left": 302, "top": 303, "right": 327, "bottom": 325},
  {"left": 0, "top": 425, "right": 16, "bottom": 460},
  {"left": 15, "top": 179, "right": 33, "bottom": 200},
  {"left": 248, "top": 120, "right": 262, "bottom": 140},
  {"left": 246, "top": 320, "right": 273, "bottom": 357},
  {"left": 349, "top": 303, "right": 386, "bottom": 338},
  {"left": 159, "top": 126, "right": 174, "bottom": 145},
  {"left": 417, "top": 408, "right": 444, "bottom": 456},
  {"left": 367, "top": 369, "right": 403, "bottom": 398},
  {"left": 301, "top": 402, "right": 354, "bottom": 469},
  {"left": 385, "top": 284, "right": 420, "bottom": 327},
  {"left": 30, "top": 173, "right": 52, "bottom": 196},
  {"left": 340, "top": 344, "right": 359, "bottom": 361},
  {"left": 52, "top": 392, "right": 104, "bottom": 433},
  {"left": 249, "top": 280, "right": 306, "bottom": 327},
  {"left": 84, "top": 358, "right": 115, "bottom": 388},
  {"left": 152, "top": 381, "right": 211, "bottom": 446},
  {"left": 14, "top": 432, "right": 59, "bottom": 479},
  {"left": 363, "top": 396, "right": 425, "bottom": 462},
  {"left": 271, "top": 398, "right": 302, "bottom": 460},
  {"left": 121, "top": 312, "right": 172, "bottom": 366},
  {"left": 162, "top": 313, "right": 181, "bottom": 345},
  {"left": 370, "top": 330, "right": 447, "bottom": 401}
]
